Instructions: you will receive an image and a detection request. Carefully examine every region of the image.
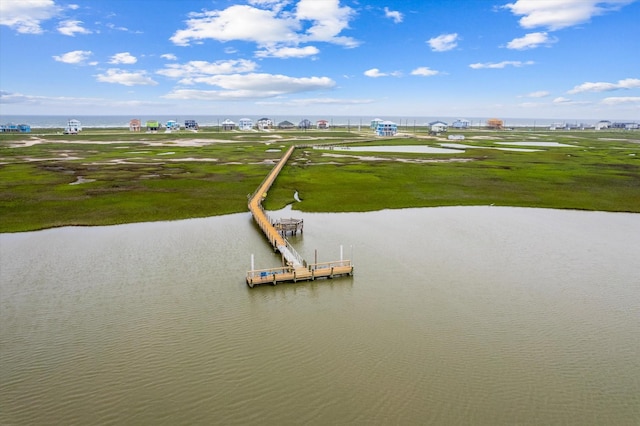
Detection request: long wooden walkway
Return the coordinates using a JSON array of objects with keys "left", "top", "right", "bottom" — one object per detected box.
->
[{"left": 246, "top": 145, "right": 353, "bottom": 287}]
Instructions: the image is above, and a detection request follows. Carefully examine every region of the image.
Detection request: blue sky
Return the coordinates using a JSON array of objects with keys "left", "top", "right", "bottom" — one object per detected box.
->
[{"left": 1, "top": 0, "right": 639, "bottom": 119}]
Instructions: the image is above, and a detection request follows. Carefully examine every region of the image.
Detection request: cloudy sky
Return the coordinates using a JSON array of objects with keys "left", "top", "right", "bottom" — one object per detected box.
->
[{"left": 1, "top": 0, "right": 639, "bottom": 119}]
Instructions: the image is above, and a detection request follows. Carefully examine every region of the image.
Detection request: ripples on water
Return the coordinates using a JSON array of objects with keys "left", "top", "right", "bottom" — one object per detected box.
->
[{"left": 1, "top": 207, "right": 639, "bottom": 425}]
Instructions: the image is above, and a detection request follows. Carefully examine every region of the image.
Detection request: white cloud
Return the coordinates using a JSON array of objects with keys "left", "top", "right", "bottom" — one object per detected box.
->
[
  {"left": 0, "top": 0, "right": 61, "bottom": 34},
  {"left": 553, "top": 96, "right": 572, "bottom": 103},
  {"left": 295, "top": 0, "right": 357, "bottom": 46},
  {"left": 255, "top": 45, "right": 320, "bottom": 58},
  {"left": 163, "top": 73, "right": 335, "bottom": 100},
  {"left": 157, "top": 59, "right": 258, "bottom": 83},
  {"left": 503, "top": 0, "right": 635, "bottom": 31},
  {"left": 364, "top": 68, "right": 401, "bottom": 78},
  {"left": 106, "top": 22, "right": 130, "bottom": 32},
  {"left": 427, "top": 33, "right": 459, "bottom": 52},
  {"left": 384, "top": 7, "right": 403, "bottom": 23},
  {"left": 95, "top": 69, "right": 158, "bottom": 86},
  {"left": 601, "top": 96, "right": 640, "bottom": 105},
  {"left": 524, "top": 90, "right": 550, "bottom": 98},
  {"left": 469, "top": 60, "right": 534, "bottom": 69},
  {"left": 411, "top": 67, "right": 440, "bottom": 77},
  {"left": 170, "top": 5, "right": 295, "bottom": 46},
  {"left": 161, "top": 53, "right": 178, "bottom": 61},
  {"left": 57, "top": 19, "right": 91, "bottom": 36},
  {"left": 364, "top": 68, "right": 384, "bottom": 78},
  {"left": 109, "top": 52, "right": 137, "bottom": 64},
  {"left": 52, "top": 50, "right": 93, "bottom": 64},
  {"left": 506, "top": 32, "right": 556, "bottom": 49},
  {"left": 67, "top": 4, "right": 79, "bottom": 10},
  {"left": 190, "top": 73, "right": 333, "bottom": 91},
  {"left": 568, "top": 78, "right": 640, "bottom": 94},
  {"left": 170, "top": 1, "right": 358, "bottom": 49}
]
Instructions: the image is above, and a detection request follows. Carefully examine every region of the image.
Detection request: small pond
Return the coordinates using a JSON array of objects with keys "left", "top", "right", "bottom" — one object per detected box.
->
[{"left": 316, "top": 145, "right": 464, "bottom": 154}]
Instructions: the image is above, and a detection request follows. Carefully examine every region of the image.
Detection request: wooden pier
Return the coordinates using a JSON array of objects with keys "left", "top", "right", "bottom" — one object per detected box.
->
[{"left": 246, "top": 146, "right": 353, "bottom": 287}]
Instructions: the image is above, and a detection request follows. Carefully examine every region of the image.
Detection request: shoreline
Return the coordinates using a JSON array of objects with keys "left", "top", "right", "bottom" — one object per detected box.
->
[{"left": 3, "top": 205, "right": 638, "bottom": 236}]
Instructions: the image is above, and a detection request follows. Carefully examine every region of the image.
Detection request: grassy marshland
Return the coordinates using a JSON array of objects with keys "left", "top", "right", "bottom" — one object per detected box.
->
[{"left": 1, "top": 127, "right": 639, "bottom": 232}]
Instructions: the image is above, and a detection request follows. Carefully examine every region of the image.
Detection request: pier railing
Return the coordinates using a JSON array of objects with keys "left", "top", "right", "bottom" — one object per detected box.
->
[{"left": 246, "top": 144, "right": 354, "bottom": 286}]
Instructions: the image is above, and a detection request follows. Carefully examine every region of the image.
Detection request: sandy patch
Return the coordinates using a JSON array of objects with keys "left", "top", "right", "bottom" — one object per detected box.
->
[
  {"left": 7, "top": 137, "right": 48, "bottom": 148},
  {"left": 164, "top": 157, "right": 218, "bottom": 162},
  {"left": 69, "top": 176, "right": 96, "bottom": 185},
  {"left": 468, "top": 136, "right": 499, "bottom": 140},
  {"left": 495, "top": 142, "right": 575, "bottom": 147},
  {"left": 21, "top": 156, "right": 82, "bottom": 162}
]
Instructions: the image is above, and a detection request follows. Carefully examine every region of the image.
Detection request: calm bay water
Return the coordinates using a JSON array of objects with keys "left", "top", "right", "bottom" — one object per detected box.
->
[{"left": 1, "top": 207, "right": 639, "bottom": 425}]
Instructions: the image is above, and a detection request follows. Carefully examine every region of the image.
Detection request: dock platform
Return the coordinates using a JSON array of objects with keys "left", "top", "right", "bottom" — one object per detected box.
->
[{"left": 246, "top": 146, "right": 353, "bottom": 286}]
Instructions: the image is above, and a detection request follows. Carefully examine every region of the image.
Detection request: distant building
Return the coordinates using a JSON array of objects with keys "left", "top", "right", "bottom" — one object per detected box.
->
[
  {"left": 64, "top": 119, "right": 82, "bottom": 134},
  {"left": 278, "top": 120, "right": 295, "bottom": 129},
  {"left": 429, "top": 121, "right": 448, "bottom": 133},
  {"left": 375, "top": 120, "right": 398, "bottom": 136},
  {"left": 317, "top": 119, "right": 330, "bottom": 129},
  {"left": 451, "top": 119, "right": 470, "bottom": 129},
  {"left": 146, "top": 120, "right": 160, "bottom": 132},
  {"left": 486, "top": 118, "right": 503, "bottom": 129},
  {"left": 612, "top": 122, "right": 639, "bottom": 130},
  {"left": 595, "top": 120, "right": 611, "bottom": 130},
  {"left": 257, "top": 117, "right": 273, "bottom": 130},
  {"left": 1, "top": 123, "right": 31, "bottom": 133},
  {"left": 185, "top": 119, "right": 199, "bottom": 130},
  {"left": 166, "top": 120, "right": 180, "bottom": 132},
  {"left": 298, "top": 119, "right": 312, "bottom": 130},
  {"left": 221, "top": 119, "right": 236, "bottom": 130},
  {"left": 129, "top": 119, "right": 141, "bottom": 132},
  {"left": 370, "top": 118, "right": 384, "bottom": 130},
  {"left": 238, "top": 118, "right": 253, "bottom": 130}
]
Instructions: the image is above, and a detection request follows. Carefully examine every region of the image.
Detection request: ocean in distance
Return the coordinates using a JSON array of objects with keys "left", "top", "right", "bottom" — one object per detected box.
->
[{"left": 0, "top": 114, "right": 608, "bottom": 129}]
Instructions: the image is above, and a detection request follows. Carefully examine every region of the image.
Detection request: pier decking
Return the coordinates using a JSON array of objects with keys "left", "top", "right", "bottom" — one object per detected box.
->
[{"left": 246, "top": 146, "right": 353, "bottom": 287}]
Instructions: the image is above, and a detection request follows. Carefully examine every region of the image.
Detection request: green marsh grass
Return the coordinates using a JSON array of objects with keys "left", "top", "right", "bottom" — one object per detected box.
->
[{"left": 1, "top": 128, "right": 639, "bottom": 232}]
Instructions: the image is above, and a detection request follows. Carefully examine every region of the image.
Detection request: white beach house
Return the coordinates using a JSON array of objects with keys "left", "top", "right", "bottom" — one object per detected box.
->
[
  {"left": 64, "top": 119, "right": 82, "bottom": 134},
  {"left": 257, "top": 118, "right": 273, "bottom": 130},
  {"left": 238, "top": 118, "right": 254, "bottom": 130},
  {"left": 429, "top": 121, "right": 448, "bottom": 133},
  {"left": 221, "top": 119, "right": 236, "bottom": 130}
]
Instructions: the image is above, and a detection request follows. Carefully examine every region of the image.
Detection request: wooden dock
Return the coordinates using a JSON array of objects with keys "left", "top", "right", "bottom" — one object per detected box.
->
[{"left": 246, "top": 146, "right": 353, "bottom": 287}]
